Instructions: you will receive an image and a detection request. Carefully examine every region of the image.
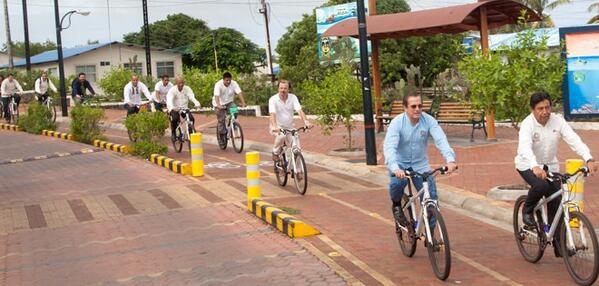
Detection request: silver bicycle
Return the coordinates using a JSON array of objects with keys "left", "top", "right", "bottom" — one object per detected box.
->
[
  {"left": 274, "top": 126, "right": 310, "bottom": 195},
  {"left": 172, "top": 108, "right": 196, "bottom": 153},
  {"left": 217, "top": 104, "right": 244, "bottom": 153},
  {"left": 3, "top": 93, "right": 21, "bottom": 124},
  {"left": 37, "top": 94, "right": 57, "bottom": 123},
  {"left": 396, "top": 166, "right": 453, "bottom": 280},
  {"left": 513, "top": 166, "right": 599, "bottom": 286}
]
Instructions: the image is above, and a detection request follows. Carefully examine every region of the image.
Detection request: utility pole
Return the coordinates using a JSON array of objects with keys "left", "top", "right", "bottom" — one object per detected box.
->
[
  {"left": 3, "top": 0, "right": 13, "bottom": 69},
  {"left": 357, "top": 0, "right": 377, "bottom": 165},
  {"left": 259, "top": 0, "right": 274, "bottom": 82},
  {"left": 212, "top": 32, "right": 218, "bottom": 72},
  {"left": 22, "top": 0, "right": 31, "bottom": 72},
  {"left": 142, "top": 0, "right": 152, "bottom": 76}
]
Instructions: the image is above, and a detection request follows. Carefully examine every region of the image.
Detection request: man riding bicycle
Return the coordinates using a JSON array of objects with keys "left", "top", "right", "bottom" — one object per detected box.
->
[
  {"left": 153, "top": 74, "right": 172, "bottom": 112},
  {"left": 515, "top": 92, "right": 597, "bottom": 257},
  {"left": 123, "top": 75, "right": 152, "bottom": 116},
  {"left": 268, "top": 80, "right": 312, "bottom": 165},
  {"left": 213, "top": 72, "right": 246, "bottom": 136},
  {"left": 1, "top": 73, "right": 24, "bottom": 121},
  {"left": 166, "top": 76, "right": 201, "bottom": 140},
  {"left": 383, "top": 92, "right": 458, "bottom": 227},
  {"left": 35, "top": 71, "right": 57, "bottom": 104},
  {"left": 71, "top": 72, "right": 96, "bottom": 104}
]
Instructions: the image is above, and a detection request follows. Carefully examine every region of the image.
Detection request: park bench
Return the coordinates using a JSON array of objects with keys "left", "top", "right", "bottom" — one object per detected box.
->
[
  {"left": 378, "top": 100, "right": 433, "bottom": 126},
  {"left": 434, "top": 102, "right": 486, "bottom": 142}
]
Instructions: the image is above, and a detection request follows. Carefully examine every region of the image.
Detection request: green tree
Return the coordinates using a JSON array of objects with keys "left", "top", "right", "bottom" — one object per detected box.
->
[
  {"left": 123, "top": 14, "right": 210, "bottom": 49},
  {"left": 516, "top": 0, "right": 572, "bottom": 27},
  {"left": 589, "top": 2, "right": 599, "bottom": 23},
  {"left": 2, "top": 40, "right": 56, "bottom": 57},
  {"left": 458, "top": 27, "right": 565, "bottom": 129},
  {"left": 303, "top": 65, "right": 362, "bottom": 150},
  {"left": 190, "top": 28, "right": 265, "bottom": 74}
]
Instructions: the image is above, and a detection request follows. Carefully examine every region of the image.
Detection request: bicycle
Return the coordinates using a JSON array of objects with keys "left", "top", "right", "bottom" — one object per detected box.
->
[
  {"left": 273, "top": 126, "right": 310, "bottom": 195},
  {"left": 3, "top": 93, "right": 20, "bottom": 124},
  {"left": 395, "top": 166, "right": 453, "bottom": 280},
  {"left": 217, "top": 104, "right": 244, "bottom": 153},
  {"left": 513, "top": 166, "right": 599, "bottom": 286},
  {"left": 37, "top": 94, "right": 57, "bottom": 123},
  {"left": 171, "top": 108, "right": 196, "bottom": 153}
]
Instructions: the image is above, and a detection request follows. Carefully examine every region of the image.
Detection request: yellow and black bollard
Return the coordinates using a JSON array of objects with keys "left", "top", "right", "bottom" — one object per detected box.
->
[
  {"left": 190, "top": 133, "right": 204, "bottom": 177},
  {"left": 246, "top": 152, "right": 261, "bottom": 210},
  {"left": 566, "top": 159, "right": 585, "bottom": 227}
]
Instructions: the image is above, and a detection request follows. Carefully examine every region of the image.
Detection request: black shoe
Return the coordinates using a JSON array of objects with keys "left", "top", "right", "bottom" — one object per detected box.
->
[
  {"left": 523, "top": 213, "right": 536, "bottom": 228},
  {"left": 393, "top": 205, "right": 408, "bottom": 227},
  {"left": 554, "top": 242, "right": 576, "bottom": 258}
]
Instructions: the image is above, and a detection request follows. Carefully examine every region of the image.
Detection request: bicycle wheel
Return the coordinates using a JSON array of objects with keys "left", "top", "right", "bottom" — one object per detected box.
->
[
  {"left": 231, "top": 122, "right": 244, "bottom": 153},
  {"left": 396, "top": 194, "right": 417, "bottom": 257},
  {"left": 513, "top": 195, "right": 544, "bottom": 263},
  {"left": 217, "top": 126, "right": 228, "bottom": 150},
  {"left": 49, "top": 104, "right": 57, "bottom": 123},
  {"left": 172, "top": 127, "right": 183, "bottom": 153},
  {"left": 9, "top": 102, "right": 18, "bottom": 124},
  {"left": 293, "top": 152, "right": 308, "bottom": 195},
  {"left": 127, "top": 128, "right": 137, "bottom": 142},
  {"left": 275, "top": 153, "right": 288, "bottom": 186},
  {"left": 560, "top": 211, "right": 599, "bottom": 286},
  {"left": 426, "top": 206, "right": 451, "bottom": 281}
]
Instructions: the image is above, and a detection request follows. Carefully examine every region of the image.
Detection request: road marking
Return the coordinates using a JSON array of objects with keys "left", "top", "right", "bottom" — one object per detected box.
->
[
  {"left": 319, "top": 235, "right": 396, "bottom": 286},
  {"left": 297, "top": 239, "right": 365, "bottom": 286},
  {"left": 318, "top": 193, "right": 522, "bottom": 286}
]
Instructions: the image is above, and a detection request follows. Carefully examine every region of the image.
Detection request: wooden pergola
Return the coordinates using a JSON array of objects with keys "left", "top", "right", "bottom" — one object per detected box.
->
[{"left": 323, "top": 0, "right": 541, "bottom": 139}]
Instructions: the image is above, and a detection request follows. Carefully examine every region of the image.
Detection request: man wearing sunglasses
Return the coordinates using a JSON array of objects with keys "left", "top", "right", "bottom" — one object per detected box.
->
[{"left": 383, "top": 92, "right": 458, "bottom": 227}]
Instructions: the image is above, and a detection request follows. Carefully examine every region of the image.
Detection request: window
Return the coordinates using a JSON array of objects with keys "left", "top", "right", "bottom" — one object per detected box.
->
[
  {"left": 100, "top": 61, "right": 111, "bottom": 66},
  {"left": 156, "top": 61, "right": 175, "bottom": 77},
  {"left": 75, "top": 65, "right": 96, "bottom": 82},
  {"left": 48, "top": 67, "right": 58, "bottom": 76},
  {"left": 123, "top": 62, "right": 142, "bottom": 74}
]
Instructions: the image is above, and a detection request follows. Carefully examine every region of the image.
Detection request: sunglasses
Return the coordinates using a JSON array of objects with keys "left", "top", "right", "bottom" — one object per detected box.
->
[{"left": 409, "top": 104, "right": 423, "bottom": 109}]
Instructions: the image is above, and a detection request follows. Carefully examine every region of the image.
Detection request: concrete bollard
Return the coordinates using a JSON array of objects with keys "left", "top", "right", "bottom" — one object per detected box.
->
[
  {"left": 190, "top": 133, "right": 204, "bottom": 177},
  {"left": 246, "top": 152, "right": 261, "bottom": 210},
  {"left": 566, "top": 159, "right": 585, "bottom": 227}
]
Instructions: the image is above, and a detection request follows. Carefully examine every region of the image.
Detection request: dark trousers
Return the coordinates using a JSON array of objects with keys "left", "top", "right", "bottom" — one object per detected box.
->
[
  {"left": 154, "top": 102, "right": 165, "bottom": 112},
  {"left": 1, "top": 95, "right": 20, "bottom": 119},
  {"left": 125, "top": 104, "right": 140, "bottom": 116},
  {"left": 216, "top": 102, "right": 233, "bottom": 134},
  {"left": 169, "top": 110, "right": 195, "bottom": 137},
  {"left": 37, "top": 93, "right": 49, "bottom": 104}
]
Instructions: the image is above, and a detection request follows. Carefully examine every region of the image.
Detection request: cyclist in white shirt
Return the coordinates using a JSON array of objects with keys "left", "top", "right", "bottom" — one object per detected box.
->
[
  {"left": 213, "top": 72, "right": 246, "bottom": 135},
  {"left": 123, "top": 75, "right": 152, "bottom": 116},
  {"left": 34, "top": 71, "right": 58, "bottom": 104},
  {"left": 153, "top": 74, "right": 172, "bottom": 112},
  {"left": 268, "top": 80, "right": 312, "bottom": 163},
  {"left": 515, "top": 91, "right": 598, "bottom": 257},
  {"left": 1, "top": 74, "right": 24, "bottom": 121},
  {"left": 167, "top": 76, "right": 201, "bottom": 139}
]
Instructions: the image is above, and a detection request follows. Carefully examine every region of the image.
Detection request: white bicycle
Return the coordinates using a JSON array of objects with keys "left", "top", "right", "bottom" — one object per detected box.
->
[
  {"left": 217, "top": 104, "right": 244, "bottom": 153},
  {"left": 171, "top": 108, "right": 196, "bottom": 153},
  {"left": 274, "top": 126, "right": 310, "bottom": 195}
]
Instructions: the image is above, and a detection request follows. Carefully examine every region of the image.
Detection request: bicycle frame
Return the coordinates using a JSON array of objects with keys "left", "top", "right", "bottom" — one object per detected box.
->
[
  {"left": 280, "top": 129, "right": 303, "bottom": 175},
  {"left": 401, "top": 177, "right": 439, "bottom": 246},
  {"left": 226, "top": 109, "right": 240, "bottom": 139},
  {"left": 177, "top": 110, "right": 193, "bottom": 141}
]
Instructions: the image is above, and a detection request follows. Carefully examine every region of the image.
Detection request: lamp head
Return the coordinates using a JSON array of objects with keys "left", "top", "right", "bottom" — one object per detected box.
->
[{"left": 76, "top": 11, "right": 91, "bottom": 16}]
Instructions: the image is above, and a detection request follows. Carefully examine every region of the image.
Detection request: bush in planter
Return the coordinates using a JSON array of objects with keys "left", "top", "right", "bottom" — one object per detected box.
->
[
  {"left": 70, "top": 105, "right": 105, "bottom": 144},
  {"left": 124, "top": 111, "right": 169, "bottom": 158},
  {"left": 17, "top": 102, "right": 57, "bottom": 134}
]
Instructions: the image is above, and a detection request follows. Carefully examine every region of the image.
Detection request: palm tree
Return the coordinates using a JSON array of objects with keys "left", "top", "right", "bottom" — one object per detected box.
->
[
  {"left": 589, "top": 2, "right": 599, "bottom": 24},
  {"left": 517, "top": 0, "right": 572, "bottom": 27}
]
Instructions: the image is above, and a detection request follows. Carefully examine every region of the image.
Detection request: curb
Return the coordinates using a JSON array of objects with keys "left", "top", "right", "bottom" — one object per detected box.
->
[
  {"left": 42, "top": 130, "right": 73, "bottom": 140},
  {"left": 93, "top": 139, "right": 128, "bottom": 153},
  {"left": 149, "top": 154, "right": 190, "bottom": 175},
  {"left": 0, "top": 123, "right": 19, "bottom": 131},
  {"left": 0, "top": 148, "right": 102, "bottom": 165},
  {"left": 250, "top": 198, "right": 320, "bottom": 238}
]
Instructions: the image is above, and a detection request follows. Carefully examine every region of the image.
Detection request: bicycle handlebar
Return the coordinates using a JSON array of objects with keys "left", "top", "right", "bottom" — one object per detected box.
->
[
  {"left": 544, "top": 165, "right": 589, "bottom": 181},
  {"left": 391, "top": 166, "right": 457, "bottom": 179},
  {"left": 279, "top": 126, "right": 312, "bottom": 134}
]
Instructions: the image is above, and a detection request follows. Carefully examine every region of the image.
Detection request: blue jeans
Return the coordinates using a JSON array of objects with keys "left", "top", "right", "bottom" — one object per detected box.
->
[{"left": 388, "top": 173, "right": 438, "bottom": 204}]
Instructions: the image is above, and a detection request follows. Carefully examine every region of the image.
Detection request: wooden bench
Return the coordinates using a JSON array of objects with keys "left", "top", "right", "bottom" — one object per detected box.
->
[
  {"left": 434, "top": 102, "right": 486, "bottom": 142},
  {"left": 378, "top": 100, "right": 433, "bottom": 126}
]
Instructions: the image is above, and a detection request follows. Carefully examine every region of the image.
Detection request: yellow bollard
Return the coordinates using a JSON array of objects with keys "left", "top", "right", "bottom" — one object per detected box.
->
[
  {"left": 190, "top": 133, "right": 204, "bottom": 177},
  {"left": 566, "top": 159, "right": 585, "bottom": 227},
  {"left": 246, "top": 152, "right": 261, "bottom": 210}
]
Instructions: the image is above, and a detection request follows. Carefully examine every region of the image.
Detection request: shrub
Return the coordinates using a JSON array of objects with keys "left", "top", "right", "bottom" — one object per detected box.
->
[
  {"left": 70, "top": 105, "right": 105, "bottom": 143},
  {"left": 124, "top": 111, "right": 169, "bottom": 158},
  {"left": 17, "top": 102, "right": 56, "bottom": 134},
  {"left": 183, "top": 67, "right": 222, "bottom": 107}
]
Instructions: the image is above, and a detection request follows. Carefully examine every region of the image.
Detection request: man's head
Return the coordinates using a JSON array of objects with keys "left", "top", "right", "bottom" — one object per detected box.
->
[
  {"left": 402, "top": 92, "right": 423, "bottom": 121},
  {"left": 41, "top": 71, "right": 48, "bottom": 80},
  {"left": 78, "top": 73, "right": 86, "bottom": 82},
  {"left": 530, "top": 92, "right": 552, "bottom": 125},
  {"left": 175, "top": 76, "right": 185, "bottom": 89},
  {"left": 7, "top": 73, "right": 14, "bottom": 81},
  {"left": 161, "top": 74, "right": 169, "bottom": 85},
  {"left": 223, "top": 72, "right": 232, "bottom": 87},
  {"left": 131, "top": 75, "right": 139, "bottom": 86},
  {"left": 278, "top": 80, "right": 290, "bottom": 97}
]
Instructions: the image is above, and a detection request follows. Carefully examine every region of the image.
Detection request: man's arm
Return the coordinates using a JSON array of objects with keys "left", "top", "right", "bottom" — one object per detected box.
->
[
  {"left": 517, "top": 119, "right": 540, "bottom": 170},
  {"left": 237, "top": 92, "right": 246, "bottom": 107},
  {"left": 15, "top": 81, "right": 23, "bottom": 93},
  {"left": 34, "top": 79, "right": 41, "bottom": 94},
  {"left": 293, "top": 96, "right": 311, "bottom": 127},
  {"left": 0, "top": 80, "right": 6, "bottom": 95},
  {"left": 234, "top": 82, "right": 246, "bottom": 106},
  {"left": 166, "top": 88, "right": 175, "bottom": 111},
  {"left": 85, "top": 81, "right": 96, "bottom": 95},
  {"left": 213, "top": 83, "right": 222, "bottom": 108},
  {"left": 268, "top": 98, "right": 278, "bottom": 133},
  {"left": 71, "top": 81, "right": 78, "bottom": 96},
  {"left": 429, "top": 118, "right": 457, "bottom": 172},
  {"left": 49, "top": 79, "right": 57, "bottom": 93},
  {"left": 141, "top": 84, "right": 153, "bottom": 102},
  {"left": 123, "top": 85, "right": 131, "bottom": 105},
  {"left": 383, "top": 118, "right": 403, "bottom": 175},
  {"left": 187, "top": 87, "right": 201, "bottom": 108},
  {"left": 559, "top": 116, "right": 597, "bottom": 173}
]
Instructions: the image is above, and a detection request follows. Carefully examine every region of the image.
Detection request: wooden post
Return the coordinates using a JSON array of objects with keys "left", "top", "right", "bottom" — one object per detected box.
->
[
  {"left": 479, "top": 6, "right": 497, "bottom": 141},
  {"left": 368, "top": 0, "right": 383, "bottom": 133}
]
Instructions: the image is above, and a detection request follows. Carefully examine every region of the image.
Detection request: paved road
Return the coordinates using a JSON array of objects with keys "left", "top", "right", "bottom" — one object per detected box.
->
[{"left": 2, "top": 124, "right": 590, "bottom": 285}]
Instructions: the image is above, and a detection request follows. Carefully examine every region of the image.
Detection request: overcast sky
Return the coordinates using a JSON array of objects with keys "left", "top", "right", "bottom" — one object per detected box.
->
[{"left": 0, "top": 0, "right": 595, "bottom": 52}]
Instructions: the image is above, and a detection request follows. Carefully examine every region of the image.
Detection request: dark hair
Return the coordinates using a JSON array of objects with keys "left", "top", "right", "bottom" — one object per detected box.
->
[
  {"left": 161, "top": 74, "right": 169, "bottom": 80},
  {"left": 223, "top": 72, "right": 232, "bottom": 79},
  {"left": 7, "top": 73, "right": 13, "bottom": 77},
  {"left": 402, "top": 92, "right": 421, "bottom": 107},
  {"left": 78, "top": 72, "right": 86, "bottom": 77},
  {"left": 529, "top": 92, "right": 551, "bottom": 108}
]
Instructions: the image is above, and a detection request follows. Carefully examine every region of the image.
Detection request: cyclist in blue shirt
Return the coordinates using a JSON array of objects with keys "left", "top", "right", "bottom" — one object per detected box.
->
[{"left": 71, "top": 72, "right": 96, "bottom": 104}]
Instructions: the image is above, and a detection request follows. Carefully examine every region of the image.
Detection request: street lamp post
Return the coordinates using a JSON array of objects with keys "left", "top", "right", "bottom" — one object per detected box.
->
[{"left": 53, "top": 2, "right": 90, "bottom": 117}]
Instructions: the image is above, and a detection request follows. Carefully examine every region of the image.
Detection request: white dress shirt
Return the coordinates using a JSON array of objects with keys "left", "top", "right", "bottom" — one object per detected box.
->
[
  {"left": 268, "top": 93, "right": 302, "bottom": 129},
  {"left": 515, "top": 113, "right": 592, "bottom": 172},
  {"left": 1, "top": 79, "right": 23, "bottom": 97},
  {"left": 154, "top": 81, "right": 173, "bottom": 103},
  {"left": 123, "top": 81, "right": 152, "bottom": 105},
  {"left": 35, "top": 78, "right": 57, "bottom": 94},
  {"left": 166, "top": 85, "right": 201, "bottom": 111},
  {"left": 212, "top": 79, "right": 241, "bottom": 106}
]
